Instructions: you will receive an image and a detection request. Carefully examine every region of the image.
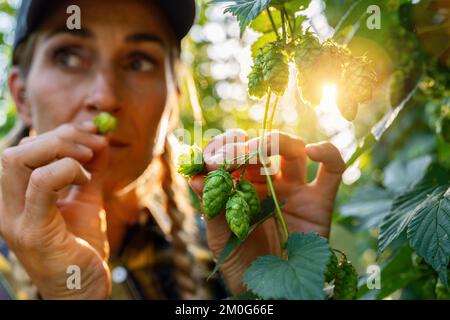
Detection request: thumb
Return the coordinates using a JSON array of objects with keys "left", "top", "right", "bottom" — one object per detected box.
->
[
  {"left": 67, "top": 144, "right": 109, "bottom": 204},
  {"left": 188, "top": 174, "right": 206, "bottom": 198}
]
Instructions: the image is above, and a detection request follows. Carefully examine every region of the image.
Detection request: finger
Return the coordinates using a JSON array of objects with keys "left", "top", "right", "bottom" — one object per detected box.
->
[
  {"left": 247, "top": 131, "right": 307, "bottom": 184},
  {"left": 19, "top": 122, "right": 107, "bottom": 152},
  {"left": 306, "top": 142, "right": 345, "bottom": 194},
  {"left": 205, "top": 142, "right": 248, "bottom": 171},
  {"left": 1, "top": 138, "right": 94, "bottom": 216},
  {"left": 203, "top": 129, "right": 248, "bottom": 166},
  {"left": 24, "top": 158, "right": 91, "bottom": 226},
  {"left": 188, "top": 174, "right": 206, "bottom": 198},
  {"left": 11, "top": 136, "right": 96, "bottom": 169}
]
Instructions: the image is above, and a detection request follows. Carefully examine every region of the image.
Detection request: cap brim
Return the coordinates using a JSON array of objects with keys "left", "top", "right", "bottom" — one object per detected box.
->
[{"left": 14, "top": 0, "right": 196, "bottom": 50}]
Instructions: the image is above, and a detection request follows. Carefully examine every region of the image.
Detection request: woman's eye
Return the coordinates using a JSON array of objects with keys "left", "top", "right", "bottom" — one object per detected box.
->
[
  {"left": 128, "top": 57, "right": 156, "bottom": 72},
  {"left": 55, "top": 50, "right": 84, "bottom": 68}
]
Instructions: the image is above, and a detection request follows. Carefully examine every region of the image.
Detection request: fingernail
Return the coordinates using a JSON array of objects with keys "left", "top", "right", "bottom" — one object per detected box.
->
[
  {"left": 91, "top": 134, "right": 108, "bottom": 145},
  {"left": 80, "top": 120, "right": 95, "bottom": 130},
  {"left": 81, "top": 166, "right": 92, "bottom": 180}
]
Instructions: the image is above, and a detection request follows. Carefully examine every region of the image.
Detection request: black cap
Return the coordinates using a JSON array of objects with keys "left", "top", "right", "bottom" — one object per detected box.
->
[{"left": 13, "top": 0, "right": 196, "bottom": 52}]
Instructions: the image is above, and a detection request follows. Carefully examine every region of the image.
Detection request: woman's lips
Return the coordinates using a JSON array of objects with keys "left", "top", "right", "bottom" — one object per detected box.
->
[{"left": 109, "top": 138, "right": 130, "bottom": 148}]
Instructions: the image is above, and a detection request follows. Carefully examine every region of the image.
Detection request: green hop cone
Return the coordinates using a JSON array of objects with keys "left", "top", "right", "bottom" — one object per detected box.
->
[
  {"left": 294, "top": 32, "right": 322, "bottom": 69},
  {"left": 248, "top": 53, "right": 268, "bottom": 99},
  {"left": 236, "top": 179, "right": 261, "bottom": 222},
  {"left": 94, "top": 112, "right": 118, "bottom": 134},
  {"left": 337, "top": 55, "right": 376, "bottom": 121},
  {"left": 225, "top": 192, "right": 250, "bottom": 240},
  {"left": 324, "top": 250, "right": 338, "bottom": 283},
  {"left": 261, "top": 42, "right": 290, "bottom": 96},
  {"left": 202, "top": 169, "right": 234, "bottom": 220},
  {"left": 177, "top": 145, "right": 205, "bottom": 178},
  {"left": 333, "top": 255, "right": 358, "bottom": 300}
]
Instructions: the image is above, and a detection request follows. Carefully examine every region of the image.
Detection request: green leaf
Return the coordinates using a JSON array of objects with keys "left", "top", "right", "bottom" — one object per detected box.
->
[
  {"left": 293, "top": 15, "right": 307, "bottom": 37},
  {"left": 383, "top": 156, "right": 432, "bottom": 194},
  {"left": 208, "top": 197, "right": 278, "bottom": 279},
  {"left": 214, "top": 0, "right": 271, "bottom": 35},
  {"left": 271, "top": 0, "right": 311, "bottom": 15},
  {"left": 378, "top": 181, "right": 442, "bottom": 256},
  {"left": 251, "top": 32, "right": 278, "bottom": 59},
  {"left": 244, "top": 232, "right": 330, "bottom": 300},
  {"left": 226, "top": 292, "right": 261, "bottom": 300},
  {"left": 340, "top": 184, "right": 394, "bottom": 230},
  {"left": 357, "top": 245, "right": 422, "bottom": 300},
  {"left": 407, "top": 187, "right": 450, "bottom": 285},
  {"left": 249, "top": 8, "right": 281, "bottom": 33}
]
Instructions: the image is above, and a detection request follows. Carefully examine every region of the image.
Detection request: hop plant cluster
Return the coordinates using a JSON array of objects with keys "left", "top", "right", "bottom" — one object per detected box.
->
[
  {"left": 176, "top": 147, "right": 261, "bottom": 240},
  {"left": 324, "top": 252, "right": 358, "bottom": 300},
  {"left": 248, "top": 41, "right": 290, "bottom": 98},
  {"left": 203, "top": 169, "right": 261, "bottom": 240},
  {"left": 248, "top": 32, "right": 377, "bottom": 121},
  {"left": 295, "top": 33, "right": 377, "bottom": 121}
]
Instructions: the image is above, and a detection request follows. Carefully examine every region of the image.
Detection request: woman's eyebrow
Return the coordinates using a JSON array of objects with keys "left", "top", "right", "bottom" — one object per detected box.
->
[
  {"left": 125, "top": 33, "right": 166, "bottom": 48},
  {"left": 45, "top": 26, "right": 94, "bottom": 40}
]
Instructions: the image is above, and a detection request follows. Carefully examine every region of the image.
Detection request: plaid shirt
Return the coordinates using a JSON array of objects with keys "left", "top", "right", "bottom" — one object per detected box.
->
[{"left": 0, "top": 211, "right": 228, "bottom": 300}]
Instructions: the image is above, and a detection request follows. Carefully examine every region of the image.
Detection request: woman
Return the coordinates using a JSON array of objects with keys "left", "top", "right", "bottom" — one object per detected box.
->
[{"left": 0, "top": 0, "right": 345, "bottom": 299}]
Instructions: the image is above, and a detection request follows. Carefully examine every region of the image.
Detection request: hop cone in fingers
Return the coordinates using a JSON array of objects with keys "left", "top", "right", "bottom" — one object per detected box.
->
[
  {"left": 333, "top": 255, "right": 358, "bottom": 300},
  {"left": 237, "top": 179, "right": 261, "bottom": 221},
  {"left": 177, "top": 145, "right": 205, "bottom": 178},
  {"left": 202, "top": 169, "right": 234, "bottom": 219},
  {"left": 94, "top": 112, "right": 117, "bottom": 134},
  {"left": 225, "top": 192, "right": 251, "bottom": 240}
]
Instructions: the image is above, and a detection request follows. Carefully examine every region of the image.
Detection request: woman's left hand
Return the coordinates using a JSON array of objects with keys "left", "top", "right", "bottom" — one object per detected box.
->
[{"left": 189, "top": 129, "right": 345, "bottom": 295}]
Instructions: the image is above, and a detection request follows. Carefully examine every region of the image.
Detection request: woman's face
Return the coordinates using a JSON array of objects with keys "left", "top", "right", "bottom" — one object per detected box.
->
[{"left": 18, "top": 0, "right": 176, "bottom": 192}]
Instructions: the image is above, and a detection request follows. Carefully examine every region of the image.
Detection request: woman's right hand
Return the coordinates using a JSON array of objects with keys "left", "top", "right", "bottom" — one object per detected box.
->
[{"left": 0, "top": 122, "right": 111, "bottom": 299}]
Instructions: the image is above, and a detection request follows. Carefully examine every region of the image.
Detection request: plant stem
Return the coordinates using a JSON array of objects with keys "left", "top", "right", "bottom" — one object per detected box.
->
[
  {"left": 260, "top": 160, "right": 289, "bottom": 239},
  {"left": 266, "top": 8, "right": 280, "bottom": 40},
  {"left": 281, "top": 12, "right": 287, "bottom": 43},
  {"left": 283, "top": 7, "right": 294, "bottom": 36},
  {"left": 260, "top": 91, "right": 289, "bottom": 241},
  {"left": 268, "top": 96, "right": 280, "bottom": 132}
]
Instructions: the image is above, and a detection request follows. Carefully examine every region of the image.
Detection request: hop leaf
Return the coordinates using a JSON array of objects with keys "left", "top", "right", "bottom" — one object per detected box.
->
[
  {"left": 177, "top": 145, "right": 205, "bottom": 178},
  {"left": 202, "top": 169, "right": 234, "bottom": 219},
  {"left": 237, "top": 179, "right": 261, "bottom": 221},
  {"left": 324, "top": 250, "right": 338, "bottom": 283},
  {"left": 226, "top": 192, "right": 251, "bottom": 240},
  {"left": 333, "top": 255, "right": 358, "bottom": 300},
  {"left": 214, "top": 0, "right": 271, "bottom": 36},
  {"left": 244, "top": 232, "right": 331, "bottom": 300},
  {"left": 93, "top": 112, "right": 117, "bottom": 134}
]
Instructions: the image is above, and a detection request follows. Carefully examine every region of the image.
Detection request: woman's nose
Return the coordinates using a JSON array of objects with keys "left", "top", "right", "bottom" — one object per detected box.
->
[{"left": 85, "top": 71, "right": 121, "bottom": 114}]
